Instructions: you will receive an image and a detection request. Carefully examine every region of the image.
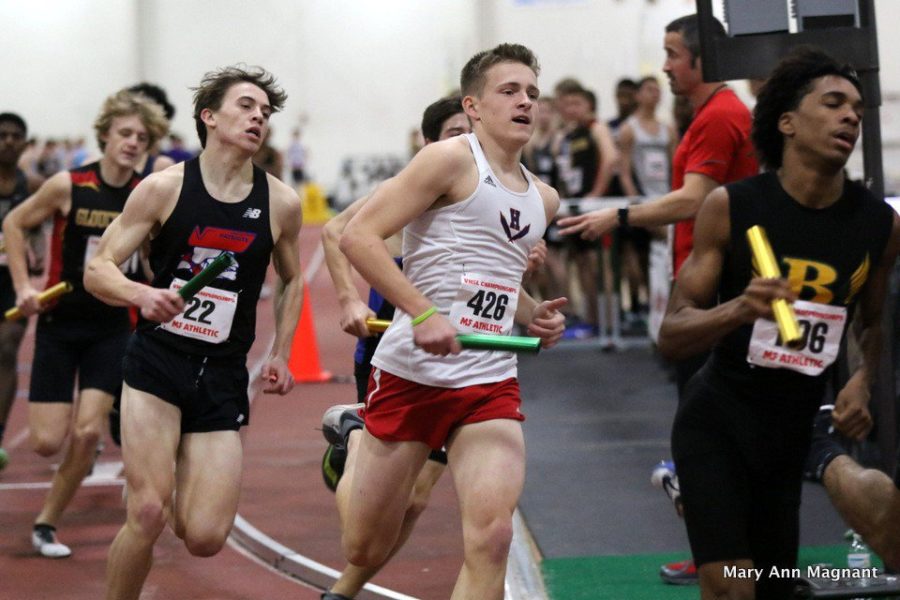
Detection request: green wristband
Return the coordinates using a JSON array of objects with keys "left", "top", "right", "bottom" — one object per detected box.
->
[{"left": 411, "top": 306, "right": 437, "bottom": 326}]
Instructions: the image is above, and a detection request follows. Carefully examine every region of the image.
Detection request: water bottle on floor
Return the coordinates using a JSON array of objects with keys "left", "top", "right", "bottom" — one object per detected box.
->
[{"left": 846, "top": 530, "right": 873, "bottom": 587}]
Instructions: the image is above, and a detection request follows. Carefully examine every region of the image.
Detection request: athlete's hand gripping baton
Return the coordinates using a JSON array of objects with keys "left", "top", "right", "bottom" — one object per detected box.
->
[
  {"left": 4, "top": 281, "right": 73, "bottom": 321},
  {"left": 366, "top": 318, "right": 542, "bottom": 353},
  {"left": 746, "top": 226, "right": 803, "bottom": 349},
  {"left": 178, "top": 253, "right": 236, "bottom": 301}
]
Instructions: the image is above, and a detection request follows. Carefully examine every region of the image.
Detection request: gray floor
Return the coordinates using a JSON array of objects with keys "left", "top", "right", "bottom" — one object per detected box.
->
[{"left": 518, "top": 343, "right": 848, "bottom": 560}]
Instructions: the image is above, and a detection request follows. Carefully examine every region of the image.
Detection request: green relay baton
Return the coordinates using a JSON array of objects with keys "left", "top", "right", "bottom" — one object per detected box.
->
[
  {"left": 366, "top": 318, "right": 541, "bottom": 353},
  {"left": 178, "top": 253, "right": 236, "bottom": 301},
  {"left": 456, "top": 333, "right": 541, "bottom": 353}
]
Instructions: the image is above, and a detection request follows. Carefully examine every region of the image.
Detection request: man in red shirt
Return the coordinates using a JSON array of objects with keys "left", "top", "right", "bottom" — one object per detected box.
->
[
  {"left": 558, "top": 13, "right": 758, "bottom": 583},
  {"left": 559, "top": 14, "right": 757, "bottom": 388}
]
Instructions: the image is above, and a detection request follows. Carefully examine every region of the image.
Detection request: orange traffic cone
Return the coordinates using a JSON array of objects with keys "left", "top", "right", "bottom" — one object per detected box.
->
[{"left": 288, "top": 281, "right": 332, "bottom": 382}]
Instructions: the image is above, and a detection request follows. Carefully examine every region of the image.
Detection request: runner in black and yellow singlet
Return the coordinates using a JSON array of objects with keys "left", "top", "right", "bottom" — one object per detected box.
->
[{"left": 659, "top": 48, "right": 900, "bottom": 599}]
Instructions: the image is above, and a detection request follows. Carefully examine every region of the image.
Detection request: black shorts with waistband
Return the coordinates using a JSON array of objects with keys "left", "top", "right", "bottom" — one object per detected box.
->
[
  {"left": 123, "top": 332, "right": 249, "bottom": 434},
  {"left": 672, "top": 365, "right": 821, "bottom": 599},
  {"left": 30, "top": 315, "right": 130, "bottom": 403}
]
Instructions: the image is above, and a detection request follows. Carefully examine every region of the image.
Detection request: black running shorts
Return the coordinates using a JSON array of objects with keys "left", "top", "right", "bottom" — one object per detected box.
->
[
  {"left": 29, "top": 316, "right": 130, "bottom": 403},
  {"left": 123, "top": 333, "right": 249, "bottom": 433},
  {"left": 671, "top": 365, "right": 821, "bottom": 599}
]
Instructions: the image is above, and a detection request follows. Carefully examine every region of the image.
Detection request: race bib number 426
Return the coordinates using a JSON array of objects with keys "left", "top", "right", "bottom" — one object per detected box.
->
[
  {"left": 160, "top": 278, "right": 237, "bottom": 344},
  {"left": 449, "top": 273, "right": 518, "bottom": 336},
  {"left": 746, "top": 300, "right": 847, "bottom": 376}
]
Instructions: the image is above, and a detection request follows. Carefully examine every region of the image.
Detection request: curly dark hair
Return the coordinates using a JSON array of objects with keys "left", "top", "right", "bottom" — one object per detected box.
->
[
  {"left": 752, "top": 46, "right": 861, "bottom": 171},
  {"left": 460, "top": 43, "right": 540, "bottom": 97},
  {"left": 421, "top": 96, "right": 464, "bottom": 143},
  {"left": 192, "top": 65, "right": 287, "bottom": 148}
]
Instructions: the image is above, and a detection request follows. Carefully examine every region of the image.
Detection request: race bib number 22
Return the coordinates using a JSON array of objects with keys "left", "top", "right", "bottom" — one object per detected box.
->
[{"left": 160, "top": 277, "right": 238, "bottom": 344}]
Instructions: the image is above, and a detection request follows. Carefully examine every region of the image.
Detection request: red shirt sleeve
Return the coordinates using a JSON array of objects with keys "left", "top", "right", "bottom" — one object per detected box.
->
[{"left": 682, "top": 106, "right": 745, "bottom": 184}]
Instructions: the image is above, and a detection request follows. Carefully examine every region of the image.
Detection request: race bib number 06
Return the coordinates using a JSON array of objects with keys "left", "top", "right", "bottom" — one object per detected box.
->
[
  {"left": 160, "top": 278, "right": 238, "bottom": 344},
  {"left": 449, "top": 273, "right": 518, "bottom": 336},
  {"left": 746, "top": 300, "right": 847, "bottom": 376}
]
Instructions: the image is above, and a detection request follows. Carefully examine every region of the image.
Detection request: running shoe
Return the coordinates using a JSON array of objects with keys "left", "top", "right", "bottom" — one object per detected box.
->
[
  {"left": 321, "top": 443, "right": 347, "bottom": 493},
  {"left": 32, "top": 524, "right": 71, "bottom": 558},
  {"left": 659, "top": 558, "right": 698, "bottom": 585},
  {"left": 321, "top": 592, "right": 353, "bottom": 600},
  {"left": 321, "top": 403, "right": 365, "bottom": 447},
  {"left": 651, "top": 460, "right": 683, "bottom": 516}
]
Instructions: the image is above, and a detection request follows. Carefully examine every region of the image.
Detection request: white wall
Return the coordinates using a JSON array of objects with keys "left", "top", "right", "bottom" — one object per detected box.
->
[
  {"left": 140, "top": 0, "right": 478, "bottom": 186},
  {"left": 0, "top": 1, "right": 140, "bottom": 142},
  {"left": 484, "top": 0, "right": 697, "bottom": 119},
  {"left": 1, "top": 0, "right": 898, "bottom": 191}
]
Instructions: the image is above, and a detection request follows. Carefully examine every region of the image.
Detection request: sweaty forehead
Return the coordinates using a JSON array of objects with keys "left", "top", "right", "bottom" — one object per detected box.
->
[
  {"left": 225, "top": 81, "right": 269, "bottom": 105},
  {"left": 811, "top": 74, "right": 861, "bottom": 99},
  {"left": 484, "top": 61, "right": 537, "bottom": 88}
]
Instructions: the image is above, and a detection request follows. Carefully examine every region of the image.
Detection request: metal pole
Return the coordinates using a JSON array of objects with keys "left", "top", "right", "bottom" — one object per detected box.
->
[{"left": 856, "top": 0, "right": 896, "bottom": 475}]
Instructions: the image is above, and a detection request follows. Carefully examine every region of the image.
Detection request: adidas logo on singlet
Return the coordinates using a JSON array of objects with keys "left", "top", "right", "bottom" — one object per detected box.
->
[
  {"left": 483, "top": 175, "right": 496, "bottom": 187},
  {"left": 242, "top": 208, "right": 262, "bottom": 219}
]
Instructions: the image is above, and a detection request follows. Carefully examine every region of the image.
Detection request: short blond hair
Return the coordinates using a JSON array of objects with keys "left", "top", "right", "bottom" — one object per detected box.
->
[{"left": 93, "top": 89, "right": 169, "bottom": 151}]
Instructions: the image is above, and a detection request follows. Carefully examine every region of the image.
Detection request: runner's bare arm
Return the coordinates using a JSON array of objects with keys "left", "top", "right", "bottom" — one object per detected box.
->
[
  {"left": 519, "top": 180, "right": 566, "bottom": 347},
  {"left": 263, "top": 179, "right": 304, "bottom": 394},
  {"left": 617, "top": 124, "right": 641, "bottom": 197},
  {"left": 588, "top": 120, "right": 620, "bottom": 197},
  {"left": 341, "top": 139, "right": 473, "bottom": 355},
  {"left": 342, "top": 140, "right": 469, "bottom": 318},
  {"left": 3, "top": 171, "right": 71, "bottom": 314},
  {"left": 516, "top": 287, "right": 567, "bottom": 348},
  {"left": 84, "top": 171, "right": 183, "bottom": 321},
  {"left": 558, "top": 172, "right": 718, "bottom": 240},
  {"left": 833, "top": 213, "right": 900, "bottom": 440},
  {"left": 658, "top": 187, "right": 794, "bottom": 360},
  {"left": 322, "top": 192, "right": 376, "bottom": 337}
]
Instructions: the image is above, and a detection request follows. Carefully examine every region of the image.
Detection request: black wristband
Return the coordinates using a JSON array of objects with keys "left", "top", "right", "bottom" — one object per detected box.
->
[{"left": 617, "top": 206, "right": 629, "bottom": 228}]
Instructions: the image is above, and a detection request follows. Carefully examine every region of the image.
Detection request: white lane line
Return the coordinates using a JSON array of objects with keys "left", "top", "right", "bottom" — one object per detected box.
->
[
  {"left": 0, "top": 461, "right": 124, "bottom": 491},
  {"left": 7, "top": 426, "right": 30, "bottom": 450},
  {"left": 304, "top": 241, "right": 325, "bottom": 285},
  {"left": 0, "top": 479, "right": 125, "bottom": 491}
]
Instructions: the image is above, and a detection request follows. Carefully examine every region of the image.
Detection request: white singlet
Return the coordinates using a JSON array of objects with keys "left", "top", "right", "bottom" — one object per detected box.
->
[
  {"left": 372, "top": 133, "right": 547, "bottom": 388},
  {"left": 626, "top": 115, "right": 672, "bottom": 197}
]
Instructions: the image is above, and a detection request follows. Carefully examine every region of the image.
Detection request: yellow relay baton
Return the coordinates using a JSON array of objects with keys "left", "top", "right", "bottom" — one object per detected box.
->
[
  {"left": 366, "top": 319, "right": 392, "bottom": 333},
  {"left": 4, "top": 281, "right": 74, "bottom": 321},
  {"left": 745, "top": 226, "right": 803, "bottom": 349}
]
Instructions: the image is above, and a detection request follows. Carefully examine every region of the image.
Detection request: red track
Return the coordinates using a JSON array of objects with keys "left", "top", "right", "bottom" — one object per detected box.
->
[{"left": 0, "top": 225, "right": 462, "bottom": 599}]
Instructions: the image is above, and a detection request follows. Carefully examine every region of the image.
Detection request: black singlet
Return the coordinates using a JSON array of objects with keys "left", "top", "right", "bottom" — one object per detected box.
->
[{"left": 138, "top": 158, "right": 274, "bottom": 357}]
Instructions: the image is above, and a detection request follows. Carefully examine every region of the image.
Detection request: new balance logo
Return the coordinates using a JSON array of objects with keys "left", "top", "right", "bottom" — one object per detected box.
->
[
  {"left": 483, "top": 175, "right": 496, "bottom": 187},
  {"left": 242, "top": 208, "right": 262, "bottom": 219}
]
